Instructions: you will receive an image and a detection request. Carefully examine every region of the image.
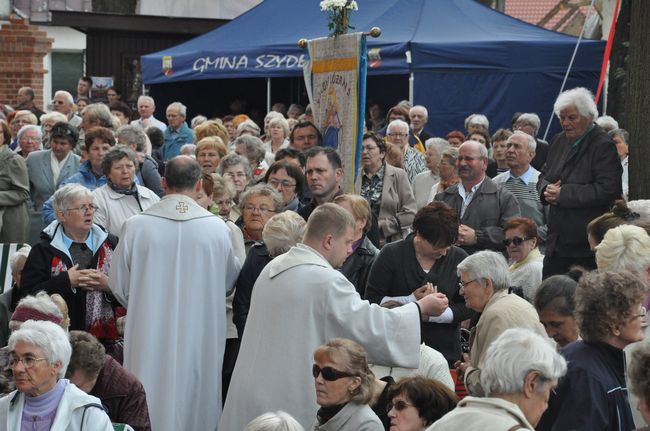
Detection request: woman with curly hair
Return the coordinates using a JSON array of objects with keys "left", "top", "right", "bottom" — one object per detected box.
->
[{"left": 538, "top": 271, "right": 648, "bottom": 431}]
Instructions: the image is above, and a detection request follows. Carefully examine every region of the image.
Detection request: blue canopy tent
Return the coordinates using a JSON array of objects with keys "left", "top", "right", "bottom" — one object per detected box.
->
[{"left": 141, "top": 0, "right": 604, "bottom": 136}]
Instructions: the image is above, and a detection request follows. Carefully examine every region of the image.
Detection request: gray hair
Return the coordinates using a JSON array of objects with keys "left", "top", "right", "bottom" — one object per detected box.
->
[
  {"left": 116, "top": 124, "right": 147, "bottom": 152},
  {"left": 410, "top": 105, "right": 428, "bottom": 119},
  {"left": 9, "top": 245, "right": 31, "bottom": 273},
  {"left": 218, "top": 153, "right": 252, "bottom": 178},
  {"left": 167, "top": 102, "right": 187, "bottom": 118},
  {"left": 9, "top": 291, "right": 64, "bottom": 332},
  {"left": 515, "top": 113, "right": 541, "bottom": 135},
  {"left": 164, "top": 156, "right": 201, "bottom": 191},
  {"left": 52, "top": 183, "right": 94, "bottom": 214},
  {"left": 244, "top": 411, "right": 305, "bottom": 431},
  {"left": 465, "top": 114, "right": 489, "bottom": 130},
  {"left": 608, "top": 128, "right": 629, "bottom": 144},
  {"left": 211, "top": 173, "right": 236, "bottom": 199},
  {"left": 8, "top": 320, "right": 71, "bottom": 378},
  {"left": 40, "top": 112, "right": 68, "bottom": 125},
  {"left": 480, "top": 328, "right": 567, "bottom": 396},
  {"left": 137, "top": 95, "right": 155, "bottom": 107},
  {"left": 263, "top": 211, "right": 306, "bottom": 258},
  {"left": 596, "top": 225, "right": 650, "bottom": 276},
  {"left": 457, "top": 250, "right": 511, "bottom": 291},
  {"left": 54, "top": 90, "right": 74, "bottom": 105},
  {"left": 82, "top": 103, "right": 114, "bottom": 129},
  {"left": 387, "top": 119, "right": 409, "bottom": 135},
  {"left": 627, "top": 200, "right": 650, "bottom": 220},
  {"left": 460, "top": 140, "right": 489, "bottom": 159},
  {"left": 235, "top": 135, "right": 266, "bottom": 164},
  {"left": 101, "top": 145, "right": 137, "bottom": 176},
  {"left": 425, "top": 137, "right": 451, "bottom": 154},
  {"left": 17, "top": 124, "right": 42, "bottom": 142},
  {"left": 268, "top": 116, "right": 290, "bottom": 138},
  {"left": 441, "top": 147, "right": 459, "bottom": 165},
  {"left": 265, "top": 111, "right": 284, "bottom": 124},
  {"left": 553, "top": 87, "right": 598, "bottom": 122},
  {"left": 236, "top": 119, "right": 261, "bottom": 138},
  {"left": 240, "top": 184, "right": 283, "bottom": 213},
  {"left": 508, "top": 130, "right": 537, "bottom": 152},
  {"left": 191, "top": 115, "right": 207, "bottom": 129},
  {"left": 596, "top": 115, "right": 619, "bottom": 132}
]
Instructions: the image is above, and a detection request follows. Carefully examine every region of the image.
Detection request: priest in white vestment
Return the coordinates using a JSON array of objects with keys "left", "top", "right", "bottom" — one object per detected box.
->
[
  {"left": 109, "top": 157, "right": 240, "bottom": 431},
  {"left": 219, "top": 203, "right": 449, "bottom": 429}
]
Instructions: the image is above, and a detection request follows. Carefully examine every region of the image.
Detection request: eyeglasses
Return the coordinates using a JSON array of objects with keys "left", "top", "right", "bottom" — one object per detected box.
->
[
  {"left": 503, "top": 236, "right": 532, "bottom": 247},
  {"left": 631, "top": 306, "right": 647, "bottom": 320},
  {"left": 387, "top": 400, "right": 414, "bottom": 413},
  {"left": 9, "top": 356, "right": 48, "bottom": 369},
  {"left": 66, "top": 204, "right": 98, "bottom": 213},
  {"left": 361, "top": 145, "right": 379, "bottom": 152},
  {"left": 20, "top": 137, "right": 41, "bottom": 143},
  {"left": 387, "top": 133, "right": 407, "bottom": 138},
  {"left": 459, "top": 279, "right": 477, "bottom": 289},
  {"left": 243, "top": 205, "right": 276, "bottom": 215},
  {"left": 226, "top": 172, "right": 247, "bottom": 178},
  {"left": 312, "top": 364, "right": 354, "bottom": 381},
  {"left": 268, "top": 179, "right": 296, "bottom": 189},
  {"left": 457, "top": 156, "right": 481, "bottom": 162}
]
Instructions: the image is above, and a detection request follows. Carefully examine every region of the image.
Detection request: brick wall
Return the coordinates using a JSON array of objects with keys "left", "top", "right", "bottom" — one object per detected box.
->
[{"left": 0, "top": 16, "right": 53, "bottom": 107}]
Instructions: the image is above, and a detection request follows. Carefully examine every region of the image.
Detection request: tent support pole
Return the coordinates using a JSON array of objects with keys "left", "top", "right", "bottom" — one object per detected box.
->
[
  {"left": 267, "top": 78, "right": 271, "bottom": 113},
  {"left": 409, "top": 73, "right": 414, "bottom": 105}
]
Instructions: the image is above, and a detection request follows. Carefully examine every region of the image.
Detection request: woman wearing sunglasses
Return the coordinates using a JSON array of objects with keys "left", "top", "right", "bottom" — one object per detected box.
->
[
  {"left": 386, "top": 376, "right": 457, "bottom": 431},
  {"left": 503, "top": 217, "right": 543, "bottom": 301},
  {"left": 312, "top": 338, "right": 383, "bottom": 431}
]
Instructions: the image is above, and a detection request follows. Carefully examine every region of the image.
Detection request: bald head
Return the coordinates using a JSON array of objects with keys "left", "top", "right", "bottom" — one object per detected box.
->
[{"left": 163, "top": 156, "right": 202, "bottom": 194}]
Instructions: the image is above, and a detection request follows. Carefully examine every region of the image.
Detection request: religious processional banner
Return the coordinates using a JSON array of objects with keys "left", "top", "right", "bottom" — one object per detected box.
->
[{"left": 303, "top": 32, "right": 367, "bottom": 193}]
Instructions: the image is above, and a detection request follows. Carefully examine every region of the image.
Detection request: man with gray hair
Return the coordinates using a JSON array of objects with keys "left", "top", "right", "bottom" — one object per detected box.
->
[
  {"left": 110, "top": 156, "right": 240, "bottom": 431},
  {"left": 435, "top": 141, "right": 520, "bottom": 254},
  {"left": 387, "top": 119, "right": 426, "bottom": 183},
  {"left": 513, "top": 112, "right": 549, "bottom": 170},
  {"left": 221, "top": 202, "right": 450, "bottom": 430},
  {"left": 409, "top": 105, "right": 432, "bottom": 143},
  {"left": 493, "top": 131, "right": 547, "bottom": 245},
  {"left": 160, "top": 102, "right": 194, "bottom": 161},
  {"left": 131, "top": 95, "right": 166, "bottom": 132},
  {"left": 539, "top": 87, "right": 621, "bottom": 277},
  {"left": 453, "top": 250, "right": 547, "bottom": 397},
  {"left": 52, "top": 90, "right": 82, "bottom": 130}
]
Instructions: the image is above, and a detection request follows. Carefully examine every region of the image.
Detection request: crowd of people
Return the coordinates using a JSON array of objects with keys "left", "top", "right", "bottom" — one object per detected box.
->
[{"left": 0, "top": 79, "right": 647, "bottom": 431}]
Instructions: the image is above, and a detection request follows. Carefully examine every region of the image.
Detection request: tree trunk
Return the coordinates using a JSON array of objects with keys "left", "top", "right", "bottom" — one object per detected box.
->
[
  {"left": 627, "top": 0, "right": 650, "bottom": 200},
  {"left": 604, "top": 0, "right": 630, "bottom": 126}
]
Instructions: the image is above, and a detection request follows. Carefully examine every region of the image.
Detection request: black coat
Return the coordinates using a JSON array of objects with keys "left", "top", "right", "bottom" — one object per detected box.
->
[
  {"left": 232, "top": 242, "right": 272, "bottom": 338},
  {"left": 365, "top": 234, "right": 473, "bottom": 365},
  {"left": 539, "top": 124, "right": 622, "bottom": 258},
  {"left": 339, "top": 236, "right": 378, "bottom": 297}
]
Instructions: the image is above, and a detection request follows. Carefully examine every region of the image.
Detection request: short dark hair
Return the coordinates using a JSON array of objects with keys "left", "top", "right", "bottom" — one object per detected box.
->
[
  {"left": 165, "top": 156, "right": 202, "bottom": 191},
  {"left": 534, "top": 275, "right": 577, "bottom": 317},
  {"left": 201, "top": 172, "right": 214, "bottom": 196},
  {"left": 66, "top": 331, "right": 106, "bottom": 380},
  {"left": 145, "top": 126, "right": 164, "bottom": 149},
  {"left": 80, "top": 76, "right": 93, "bottom": 86},
  {"left": 388, "top": 376, "right": 458, "bottom": 426},
  {"left": 50, "top": 122, "right": 79, "bottom": 148},
  {"left": 20, "top": 87, "right": 35, "bottom": 100},
  {"left": 274, "top": 147, "right": 305, "bottom": 167},
  {"left": 362, "top": 131, "right": 386, "bottom": 153},
  {"left": 264, "top": 161, "right": 306, "bottom": 195},
  {"left": 108, "top": 101, "right": 132, "bottom": 121},
  {"left": 412, "top": 202, "right": 459, "bottom": 247},
  {"left": 102, "top": 145, "right": 137, "bottom": 176},
  {"left": 305, "top": 146, "right": 342, "bottom": 170},
  {"left": 289, "top": 121, "right": 323, "bottom": 146}
]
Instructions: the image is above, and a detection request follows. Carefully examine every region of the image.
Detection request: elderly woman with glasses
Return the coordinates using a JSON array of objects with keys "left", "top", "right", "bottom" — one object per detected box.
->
[
  {"left": 238, "top": 184, "right": 283, "bottom": 248},
  {"left": 19, "top": 184, "right": 122, "bottom": 348},
  {"left": 92, "top": 146, "right": 160, "bottom": 235},
  {"left": 218, "top": 153, "right": 252, "bottom": 220},
  {"left": 264, "top": 161, "right": 306, "bottom": 212},
  {"left": 538, "top": 271, "right": 648, "bottom": 431},
  {"left": 386, "top": 376, "right": 457, "bottom": 431},
  {"left": 503, "top": 217, "right": 543, "bottom": 301},
  {"left": 312, "top": 338, "right": 383, "bottom": 431},
  {"left": 0, "top": 120, "right": 30, "bottom": 243},
  {"left": 0, "top": 320, "right": 113, "bottom": 429},
  {"left": 431, "top": 328, "right": 566, "bottom": 430}
]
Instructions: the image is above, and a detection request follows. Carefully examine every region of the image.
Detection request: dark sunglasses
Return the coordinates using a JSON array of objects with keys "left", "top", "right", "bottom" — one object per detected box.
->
[
  {"left": 503, "top": 236, "right": 532, "bottom": 247},
  {"left": 387, "top": 400, "right": 414, "bottom": 412},
  {"left": 312, "top": 364, "right": 353, "bottom": 381}
]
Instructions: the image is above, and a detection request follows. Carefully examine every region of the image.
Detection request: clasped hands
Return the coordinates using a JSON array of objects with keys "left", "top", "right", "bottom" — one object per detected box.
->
[{"left": 67, "top": 264, "right": 110, "bottom": 292}]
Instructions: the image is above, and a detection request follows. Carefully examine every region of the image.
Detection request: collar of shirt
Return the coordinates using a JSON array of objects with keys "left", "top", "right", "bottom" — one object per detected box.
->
[
  {"left": 61, "top": 228, "right": 93, "bottom": 250},
  {"left": 50, "top": 150, "right": 71, "bottom": 168},
  {"left": 507, "top": 165, "right": 535, "bottom": 185},
  {"left": 363, "top": 162, "right": 386, "bottom": 181},
  {"left": 458, "top": 177, "right": 484, "bottom": 200}
]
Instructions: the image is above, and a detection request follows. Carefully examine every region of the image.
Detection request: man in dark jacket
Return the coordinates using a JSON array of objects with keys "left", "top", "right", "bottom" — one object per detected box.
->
[
  {"left": 67, "top": 331, "right": 151, "bottom": 431},
  {"left": 538, "top": 87, "right": 622, "bottom": 277}
]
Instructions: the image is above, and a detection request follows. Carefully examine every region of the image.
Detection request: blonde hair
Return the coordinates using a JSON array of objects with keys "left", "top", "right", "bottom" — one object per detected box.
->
[
  {"left": 596, "top": 225, "right": 650, "bottom": 276},
  {"left": 195, "top": 120, "right": 230, "bottom": 146},
  {"left": 195, "top": 136, "right": 228, "bottom": 158},
  {"left": 262, "top": 212, "right": 306, "bottom": 257},
  {"left": 333, "top": 194, "right": 372, "bottom": 234}
]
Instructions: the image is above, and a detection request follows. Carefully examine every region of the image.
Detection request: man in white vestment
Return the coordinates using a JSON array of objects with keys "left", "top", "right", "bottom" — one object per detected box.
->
[
  {"left": 109, "top": 156, "right": 240, "bottom": 431},
  {"left": 219, "top": 203, "right": 450, "bottom": 429}
]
